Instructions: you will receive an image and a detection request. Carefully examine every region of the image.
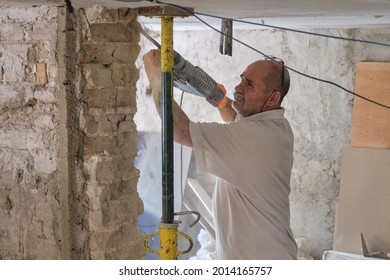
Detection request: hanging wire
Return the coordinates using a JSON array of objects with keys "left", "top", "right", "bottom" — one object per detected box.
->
[{"left": 151, "top": 0, "right": 390, "bottom": 48}]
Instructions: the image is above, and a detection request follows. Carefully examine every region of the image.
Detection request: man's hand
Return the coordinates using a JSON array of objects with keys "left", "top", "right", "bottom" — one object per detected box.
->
[
  {"left": 143, "top": 49, "right": 162, "bottom": 107},
  {"left": 143, "top": 49, "right": 193, "bottom": 147}
]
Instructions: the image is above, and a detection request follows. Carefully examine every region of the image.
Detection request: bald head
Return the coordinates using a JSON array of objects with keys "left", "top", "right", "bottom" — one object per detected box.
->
[{"left": 250, "top": 59, "right": 290, "bottom": 102}]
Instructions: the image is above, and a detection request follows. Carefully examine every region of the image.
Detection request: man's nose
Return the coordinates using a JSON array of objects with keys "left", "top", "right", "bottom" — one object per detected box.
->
[{"left": 235, "top": 80, "right": 246, "bottom": 93}]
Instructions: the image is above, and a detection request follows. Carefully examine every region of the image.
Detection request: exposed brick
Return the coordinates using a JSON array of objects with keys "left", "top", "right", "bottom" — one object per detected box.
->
[
  {"left": 112, "top": 67, "right": 127, "bottom": 87},
  {"left": 118, "top": 120, "right": 136, "bottom": 133},
  {"left": 84, "top": 114, "right": 99, "bottom": 135},
  {"left": 104, "top": 222, "right": 144, "bottom": 259},
  {"left": 32, "top": 22, "right": 57, "bottom": 41},
  {"left": 84, "top": 132, "right": 135, "bottom": 157},
  {"left": 117, "top": 132, "right": 136, "bottom": 156},
  {"left": 98, "top": 112, "right": 113, "bottom": 134},
  {"left": 89, "top": 23, "right": 133, "bottom": 43},
  {"left": 82, "top": 88, "right": 117, "bottom": 108},
  {"left": 84, "top": 135, "right": 116, "bottom": 156},
  {"left": 109, "top": 177, "right": 139, "bottom": 200},
  {"left": 83, "top": 65, "right": 113, "bottom": 89},
  {"left": 0, "top": 23, "right": 24, "bottom": 41},
  {"left": 116, "top": 87, "right": 136, "bottom": 108},
  {"left": 2, "top": 45, "right": 29, "bottom": 83},
  {"left": 112, "top": 43, "right": 140, "bottom": 64},
  {"left": 82, "top": 43, "right": 115, "bottom": 65},
  {"left": 101, "top": 197, "right": 137, "bottom": 227},
  {"left": 96, "top": 160, "right": 115, "bottom": 182}
]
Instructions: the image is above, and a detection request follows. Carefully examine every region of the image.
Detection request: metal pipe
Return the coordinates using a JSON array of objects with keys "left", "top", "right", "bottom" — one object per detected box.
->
[
  {"left": 160, "top": 16, "right": 174, "bottom": 225},
  {"left": 159, "top": 16, "right": 177, "bottom": 260}
]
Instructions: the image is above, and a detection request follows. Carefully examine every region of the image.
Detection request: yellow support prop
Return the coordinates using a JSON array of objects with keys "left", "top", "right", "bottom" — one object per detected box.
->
[
  {"left": 161, "top": 16, "right": 174, "bottom": 72},
  {"left": 140, "top": 7, "right": 195, "bottom": 261},
  {"left": 144, "top": 223, "right": 194, "bottom": 259},
  {"left": 160, "top": 15, "right": 176, "bottom": 260}
]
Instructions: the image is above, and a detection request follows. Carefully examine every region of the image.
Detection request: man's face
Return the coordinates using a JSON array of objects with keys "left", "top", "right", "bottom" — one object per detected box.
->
[{"left": 232, "top": 60, "right": 271, "bottom": 117}]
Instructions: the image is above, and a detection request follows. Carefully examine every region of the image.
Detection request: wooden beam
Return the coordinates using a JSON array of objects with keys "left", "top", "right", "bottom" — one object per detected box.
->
[{"left": 137, "top": 6, "right": 193, "bottom": 17}]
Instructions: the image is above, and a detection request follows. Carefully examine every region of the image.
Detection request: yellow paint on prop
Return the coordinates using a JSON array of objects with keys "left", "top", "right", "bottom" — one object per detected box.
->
[
  {"left": 159, "top": 223, "right": 178, "bottom": 260},
  {"left": 161, "top": 16, "right": 174, "bottom": 72}
]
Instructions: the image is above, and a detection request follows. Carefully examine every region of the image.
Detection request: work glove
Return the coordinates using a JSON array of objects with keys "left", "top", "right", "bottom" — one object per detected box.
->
[{"left": 143, "top": 49, "right": 162, "bottom": 107}]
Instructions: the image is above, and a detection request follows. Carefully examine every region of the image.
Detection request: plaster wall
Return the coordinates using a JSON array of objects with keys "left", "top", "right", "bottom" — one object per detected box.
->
[
  {"left": 0, "top": 6, "right": 61, "bottom": 259},
  {"left": 135, "top": 24, "right": 390, "bottom": 259}
]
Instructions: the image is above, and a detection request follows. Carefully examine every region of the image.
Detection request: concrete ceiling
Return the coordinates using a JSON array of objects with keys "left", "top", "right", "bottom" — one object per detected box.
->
[{"left": 1, "top": 0, "right": 390, "bottom": 27}]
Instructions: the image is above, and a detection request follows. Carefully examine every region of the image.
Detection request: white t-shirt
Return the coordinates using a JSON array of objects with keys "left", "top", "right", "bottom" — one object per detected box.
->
[{"left": 189, "top": 109, "right": 297, "bottom": 259}]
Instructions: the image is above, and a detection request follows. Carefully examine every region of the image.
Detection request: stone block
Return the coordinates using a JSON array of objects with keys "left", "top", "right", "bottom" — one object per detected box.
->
[
  {"left": 1, "top": 45, "right": 29, "bottom": 83},
  {"left": 82, "top": 65, "right": 113, "bottom": 89},
  {"left": 116, "top": 87, "right": 136, "bottom": 108},
  {"left": 82, "top": 43, "right": 115, "bottom": 65},
  {"left": 84, "top": 132, "right": 136, "bottom": 157},
  {"left": 112, "top": 43, "right": 139, "bottom": 63},
  {"left": 32, "top": 22, "right": 57, "bottom": 41},
  {"left": 84, "top": 135, "right": 116, "bottom": 156},
  {"left": 112, "top": 67, "right": 127, "bottom": 87},
  {"left": 96, "top": 160, "right": 115, "bottom": 182},
  {"left": 116, "top": 132, "right": 136, "bottom": 156},
  {"left": 111, "top": 177, "right": 139, "bottom": 200},
  {"left": 83, "top": 114, "right": 99, "bottom": 135},
  {"left": 0, "top": 23, "right": 24, "bottom": 41},
  {"left": 97, "top": 112, "right": 114, "bottom": 135},
  {"left": 89, "top": 23, "right": 133, "bottom": 43},
  {"left": 82, "top": 88, "right": 117, "bottom": 108}
]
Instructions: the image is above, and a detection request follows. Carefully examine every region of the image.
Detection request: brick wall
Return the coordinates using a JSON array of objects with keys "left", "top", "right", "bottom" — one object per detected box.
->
[
  {"left": 71, "top": 6, "right": 145, "bottom": 260},
  {"left": 0, "top": 5, "right": 145, "bottom": 259}
]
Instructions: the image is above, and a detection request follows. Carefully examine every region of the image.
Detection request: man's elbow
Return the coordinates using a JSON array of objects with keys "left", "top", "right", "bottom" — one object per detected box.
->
[{"left": 174, "top": 132, "right": 193, "bottom": 147}]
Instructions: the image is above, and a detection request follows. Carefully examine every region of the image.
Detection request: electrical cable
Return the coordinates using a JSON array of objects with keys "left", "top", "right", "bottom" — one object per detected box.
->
[
  {"left": 179, "top": 91, "right": 185, "bottom": 205},
  {"left": 144, "top": 0, "right": 390, "bottom": 109},
  {"left": 196, "top": 12, "right": 390, "bottom": 48},
  {"left": 151, "top": 0, "right": 390, "bottom": 48}
]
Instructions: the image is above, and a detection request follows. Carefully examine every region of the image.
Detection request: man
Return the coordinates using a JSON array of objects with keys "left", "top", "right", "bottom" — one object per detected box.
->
[{"left": 143, "top": 50, "right": 297, "bottom": 260}]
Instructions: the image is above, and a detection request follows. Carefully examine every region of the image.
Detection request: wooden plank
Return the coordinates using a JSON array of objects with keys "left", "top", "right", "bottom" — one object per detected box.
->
[
  {"left": 351, "top": 62, "right": 390, "bottom": 149},
  {"left": 36, "top": 63, "right": 48, "bottom": 85},
  {"left": 137, "top": 6, "right": 193, "bottom": 17}
]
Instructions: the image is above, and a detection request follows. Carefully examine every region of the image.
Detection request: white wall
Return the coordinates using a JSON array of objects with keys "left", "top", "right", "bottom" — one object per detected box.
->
[{"left": 135, "top": 23, "right": 390, "bottom": 259}]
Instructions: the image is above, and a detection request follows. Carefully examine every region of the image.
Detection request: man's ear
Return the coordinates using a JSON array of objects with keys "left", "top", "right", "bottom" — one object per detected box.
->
[{"left": 268, "top": 91, "right": 281, "bottom": 107}]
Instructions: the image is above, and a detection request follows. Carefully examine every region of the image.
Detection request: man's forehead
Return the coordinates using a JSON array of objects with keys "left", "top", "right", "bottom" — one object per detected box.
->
[{"left": 242, "top": 60, "right": 269, "bottom": 79}]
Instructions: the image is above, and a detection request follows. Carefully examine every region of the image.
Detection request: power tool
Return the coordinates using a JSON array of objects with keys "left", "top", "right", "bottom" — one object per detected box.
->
[{"left": 129, "top": 22, "right": 228, "bottom": 108}]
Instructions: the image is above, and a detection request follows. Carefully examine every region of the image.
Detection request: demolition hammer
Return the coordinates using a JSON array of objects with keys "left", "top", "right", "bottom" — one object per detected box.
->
[{"left": 129, "top": 22, "right": 228, "bottom": 108}]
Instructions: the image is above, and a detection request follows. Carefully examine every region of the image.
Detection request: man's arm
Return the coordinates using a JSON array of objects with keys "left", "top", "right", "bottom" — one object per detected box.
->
[
  {"left": 218, "top": 98, "right": 237, "bottom": 122},
  {"left": 153, "top": 94, "right": 193, "bottom": 147},
  {"left": 144, "top": 50, "right": 193, "bottom": 147}
]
